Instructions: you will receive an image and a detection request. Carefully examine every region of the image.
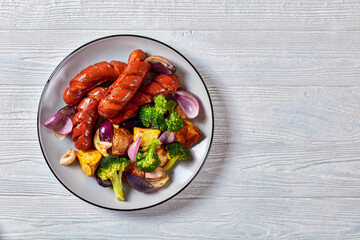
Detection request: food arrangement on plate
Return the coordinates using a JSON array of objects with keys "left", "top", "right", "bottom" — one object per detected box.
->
[{"left": 43, "top": 49, "right": 202, "bottom": 201}]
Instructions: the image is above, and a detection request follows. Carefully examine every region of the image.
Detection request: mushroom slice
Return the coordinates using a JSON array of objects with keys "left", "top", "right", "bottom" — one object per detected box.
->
[
  {"left": 148, "top": 175, "right": 169, "bottom": 188},
  {"left": 156, "top": 146, "right": 169, "bottom": 167}
]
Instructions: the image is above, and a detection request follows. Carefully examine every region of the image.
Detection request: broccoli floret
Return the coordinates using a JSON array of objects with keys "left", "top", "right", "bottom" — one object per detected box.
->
[
  {"left": 153, "top": 94, "right": 167, "bottom": 115},
  {"left": 165, "top": 112, "right": 184, "bottom": 132},
  {"left": 163, "top": 142, "right": 190, "bottom": 170},
  {"left": 96, "top": 156, "right": 129, "bottom": 201},
  {"left": 136, "top": 138, "right": 161, "bottom": 172},
  {"left": 166, "top": 99, "right": 177, "bottom": 114},
  {"left": 139, "top": 104, "right": 157, "bottom": 128},
  {"left": 139, "top": 95, "right": 184, "bottom": 132},
  {"left": 155, "top": 118, "right": 167, "bottom": 132}
]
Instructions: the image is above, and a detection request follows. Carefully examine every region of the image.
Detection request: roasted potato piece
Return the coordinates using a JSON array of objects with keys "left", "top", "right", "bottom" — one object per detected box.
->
[
  {"left": 175, "top": 120, "right": 202, "bottom": 148},
  {"left": 76, "top": 149, "right": 102, "bottom": 177},
  {"left": 133, "top": 127, "right": 161, "bottom": 147},
  {"left": 93, "top": 129, "right": 111, "bottom": 157},
  {"left": 112, "top": 127, "right": 133, "bottom": 156}
]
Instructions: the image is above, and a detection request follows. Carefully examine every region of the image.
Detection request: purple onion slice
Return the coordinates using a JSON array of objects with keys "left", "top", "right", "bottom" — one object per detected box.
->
[
  {"left": 158, "top": 131, "right": 177, "bottom": 144},
  {"left": 58, "top": 105, "right": 75, "bottom": 119},
  {"left": 43, "top": 112, "right": 73, "bottom": 135},
  {"left": 125, "top": 173, "right": 154, "bottom": 192},
  {"left": 144, "top": 56, "right": 176, "bottom": 75},
  {"left": 173, "top": 90, "right": 200, "bottom": 119},
  {"left": 107, "top": 148, "right": 113, "bottom": 156},
  {"left": 95, "top": 175, "right": 112, "bottom": 188},
  {"left": 128, "top": 136, "right": 142, "bottom": 162},
  {"left": 99, "top": 120, "right": 113, "bottom": 142}
]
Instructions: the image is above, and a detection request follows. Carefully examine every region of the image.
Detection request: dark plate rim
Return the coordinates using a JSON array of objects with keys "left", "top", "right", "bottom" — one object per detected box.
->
[{"left": 37, "top": 34, "right": 214, "bottom": 211}]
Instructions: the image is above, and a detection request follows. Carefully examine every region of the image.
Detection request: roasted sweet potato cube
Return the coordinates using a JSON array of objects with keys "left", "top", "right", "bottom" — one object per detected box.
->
[
  {"left": 175, "top": 120, "right": 202, "bottom": 148},
  {"left": 76, "top": 149, "right": 102, "bottom": 177}
]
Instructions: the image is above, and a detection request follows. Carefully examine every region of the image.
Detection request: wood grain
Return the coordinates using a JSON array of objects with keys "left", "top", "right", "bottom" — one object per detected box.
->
[
  {"left": 0, "top": 0, "right": 359, "bottom": 31},
  {"left": 1, "top": 30, "right": 360, "bottom": 87},
  {"left": 1, "top": 0, "right": 360, "bottom": 239}
]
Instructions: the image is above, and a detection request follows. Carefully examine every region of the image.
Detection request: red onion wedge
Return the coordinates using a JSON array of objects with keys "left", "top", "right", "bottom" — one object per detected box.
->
[
  {"left": 144, "top": 56, "right": 176, "bottom": 75},
  {"left": 107, "top": 148, "right": 113, "bottom": 156},
  {"left": 173, "top": 90, "right": 200, "bottom": 119},
  {"left": 125, "top": 173, "right": 154, "bottom": 192},
  {"left": 95, "top": 175, "right": 112, "bottom": 188},
  {"left": 44, "top": 112, "right": 73, "bottom": 135},
  {"left": 99, "top": 120, "right": 113, "bottom": 142},
  {"left": 159, "top": 131, "right": 176, "bottom": 144},
  {"left": 58, "top": 105, "right": 75, "bottom": 119},
  {"left": 128, "top": 136, "right": 142, "bottom": 162}
]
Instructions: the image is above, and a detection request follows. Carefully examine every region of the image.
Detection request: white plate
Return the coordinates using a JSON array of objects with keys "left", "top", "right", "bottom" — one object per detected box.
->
[{"left": 37, "top": 35, "right": 214, "bottom": 210}]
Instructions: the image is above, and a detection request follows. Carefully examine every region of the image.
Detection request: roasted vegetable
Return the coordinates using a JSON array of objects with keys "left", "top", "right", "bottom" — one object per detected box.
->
[
  {"left": 136, "top": 138, "right": 162, "bottom": 172},
  {"left": 112, "top": 127, "right": 133, "bottom": 156},
  {"left": 175, "top": 120, "right": 202, "bottom": 148},
  {"left": 174, "top": 104, "right": 186, "bottom": 119},
  {"left": 153, "top": 94, "right": 167, "bottom": 115},
  {"left": 96, "top": 156, "right": 130, "bottom": 201},
  {"left": 94, "top": 129, "right": 111, "bottom": 157},
  {"left": 163, "top": 142, "right": 190, "bottom": 170},
  {"left": 76, "top": 149, "right": 103, "bottom": 176},
  {"left": 165, "top": 112, "right": 184, "bottom": 132},
  {"left": 125, "top": 174, "right": 154, "bottom": 192},
  {"left": 133, "top": 127, "right": 161, "bottom": 147},
  {"left": 156, "top": 146, "right": 169, "bottom": 167},
  {"left": 148, "top": 174, "right": 169, "bottom": 188},
  {"left": 60, "top": 149, "right": 77, "bottom": 165},
  {"left": 145, "top": 56, "right": 176, "bottom": 75},
  {"left": 173, "top": 89, "right": 200, "bottom": 119},
  {"left": 139, "top": 95, "right": 184, "bottom": 132},
  {"left": 139, "top": 104, "right": 166, "bottom": 131},
  {"left": 166, "top": 99, "right": 177, "bottom": 114},
  {"left": 99, "top": 120, "right": 113, "bottom": 142}
]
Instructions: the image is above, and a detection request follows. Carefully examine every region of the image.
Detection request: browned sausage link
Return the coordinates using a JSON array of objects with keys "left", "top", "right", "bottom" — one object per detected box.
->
[
  {"left": 108, "top": 92, "right": 152, "bottom": 124},
  {"left": 108, "top": 74, "right": 181, "bottom": 124},
  {"left": 128, "top": 49, "right": 146, "bottom": 64},
  {"left": 140, "top": 74, "right": 180, "bottom": 97},
  {"left": 63, "top": 61, "right": 127, "bottom": 106},
  {"left": 98, "top": 50, "right": 151, "bottom": 118},
  {"left": 72, "top": 87, "right": 107, "bottom": 150}
]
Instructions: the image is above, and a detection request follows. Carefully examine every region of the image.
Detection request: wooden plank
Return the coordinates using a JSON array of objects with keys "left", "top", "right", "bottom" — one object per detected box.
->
[
  {"left": 0, "top": 0, "right": 359, "bottom": 31},
  {"left": 1, "top": 85, "right": 360, "bottom": 199},
  {"left": 0, "top": 30, "right": 360, "bottom": 87},
  {"left": 2, "top": 85, "right": 360, "bottom": 144},
  {"left": 0, "top": 197, "right": 360, "bottom": 239},
  {"left": 1, "top": 140, "right": 360, "bottom": 199}
]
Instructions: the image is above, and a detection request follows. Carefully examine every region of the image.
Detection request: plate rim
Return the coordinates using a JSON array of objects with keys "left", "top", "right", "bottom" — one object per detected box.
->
[{"left": 37, "top": 34, "right": 214, "bottom": 211}]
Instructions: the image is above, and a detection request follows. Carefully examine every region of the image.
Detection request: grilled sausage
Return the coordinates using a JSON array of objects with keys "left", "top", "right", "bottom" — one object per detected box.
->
[
  {"left": 72, "top": 87, "right": 107, "bottom": 150},
  {"left": 139, "top": 73, "right": 180, "bottom": 97},
  {"left": 98, "top": 50, "right": 151, "bottom": 118},
  {"left": 108, "top": 74, "right": 181, "bottom": 124},
  {"left": 63, "top": 61, "right": 127, "bottom": 106},
  {"left": 108, "top": 91, "right": 152, "bottom": 124}
]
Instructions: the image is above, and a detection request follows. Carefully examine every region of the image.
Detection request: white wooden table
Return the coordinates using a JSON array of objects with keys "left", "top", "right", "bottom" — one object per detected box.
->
[{"left": 1, "top": 1, "right": 360, "bottom": 239}]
